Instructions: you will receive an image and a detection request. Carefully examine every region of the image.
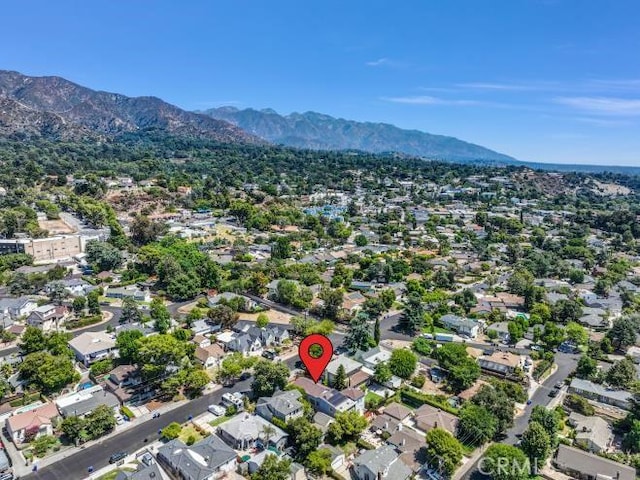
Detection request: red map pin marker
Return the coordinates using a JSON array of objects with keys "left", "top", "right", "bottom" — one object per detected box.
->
[{"left": 299, "top": 334, "right": 334, "bottom": 383}]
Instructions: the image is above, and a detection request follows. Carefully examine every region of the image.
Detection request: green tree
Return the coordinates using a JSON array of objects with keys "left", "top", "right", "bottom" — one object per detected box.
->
[
  {"left": 373, "top": 317, "right": 381, "bottom": 345},
  {"left": 251, "top": 360, "right": 290, "bottom": 397},
  {"left": 333, "top": 364, "right": 348, "bottom": 390},
  {"left": 327, "top": 410, "right": 367, "bottom": 445},
  {"left": 471, "top": 385, "right": 515, "bottom": 434},
  {"left": 607, "top": 357, "right": 636, "bottom": 388},
  {"left": 87, "top": 289, "right": 101, "bottom": 315},
  {"left": 287, "top": 417, "right": 323, "bottom": 462},
  {"left": 19, "top": 326, "right": 47, "bottom": 354},
  {"left": 607, "top": 316, "right": 640, "bottom": 351},
  {"left": 85, "top": 240, "right": 123, "bottom": 271},
  {"left": 354, "top": 234, "right": 368, "bottom": 247},
  {"left": 456, "top": 404, "right": 497, "bottom": 446},
  {"left": 116, "top": 330, "right": 144, "bottom": 363},
  {"left": 566, "top": 322, "right": 588, "bottom": 345},
  {"left": 207, "top": 305, "right": 239, "bottom": 329},
  {"left": 529, "top": 405, "right": 561, "bottom": 436},
  {"left": 319, "top": 287, "right": 344, "bottom": 321},
  {"left": 389, "top": 349, "right": 417, "bottom": 379},
  {"left": 575, "top": 355, "right": 597, "bottom": 380},
  {"left": 306, "top": 448, "right": 333, "bottom": 476},
  {"left": 271, "top": 236, "right": 292, "bottom": 260},
  {"left": 48, "top": 281, "right": 68, "bottom": 306},
  {"left": 252, "top": 454, "right": 291, "bottom": 480},
  {"left": 623, "top": 420, "right": 640, "bottom": 453},
  {"left": 72, "top": 296, "right": 86, "bottom": 315},
  {"left": 521, "top": 421, "right": 551, "bottom": 466},
  {"left": 436, "top": 343, "right": 480, "bottom": 393},
  {"left": 373, "top": 361, "right": 392, "bottom": 384},
  {"left": 162, "top": 422, "right": 182, "bottom": 440},
  {"left": 344, "top": 311, "right": 372, "bottom": 353},
  {"left": 84, "top": 404, "right": 116, "bottom": 439},
  {"left": 256, "top": 313, "right": 269, "bottom": 329},
  {"left": 398, "top": 292, "right": 424, "bottom": 334},
  {"left": 425, "top": 428, "right": 464, "bottom": 476},
  {"left": 19, "top": 351, "right": 79, "bottom": 394},
  {"left": 380, "top": 289, "right": 396, "bottom": 309},
  {"left": 121, "top": 296, "right": 142, "bottom": 324},
  {"left": 61, "top": 416, "right": 88, "bottom": 444},
  {"left": 481, "top": 444, "right": 530, "bottom": 480},
  {"left": 150, "top": 297, "right": 171, "bottom": 333},
  {"left": 135, "top": 334, "right": 188, "bottom": 380}
]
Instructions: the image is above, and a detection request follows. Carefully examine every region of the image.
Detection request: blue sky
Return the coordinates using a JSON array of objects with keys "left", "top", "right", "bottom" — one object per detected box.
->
[{"left": 2, "top": 0, "right": 639, "bottom": 166}]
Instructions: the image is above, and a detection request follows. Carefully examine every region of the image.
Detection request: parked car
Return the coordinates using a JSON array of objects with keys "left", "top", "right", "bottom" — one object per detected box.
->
[
  {"left": 548, "top": 389, "right": 558, "bottom": 398},
  {"left": 554, "top": 382, "right": 563, "bottom": 389},
  {"left": 109, "top": 451, "right": 127, "bottom": 464},
  {"left": 208, "top": 404, "right": 225, "bottom": 416},
  {"left": 262, "top": 350, "right": 277, "bottom": 360}
]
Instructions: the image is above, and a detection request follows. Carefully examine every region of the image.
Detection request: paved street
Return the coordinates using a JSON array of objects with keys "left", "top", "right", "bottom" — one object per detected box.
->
[
  {"left": 462, "top": 351, "right": 579, "bottom": 480},
  {"left": 24, "top": 378, "right": 253, "bottom": 480}
]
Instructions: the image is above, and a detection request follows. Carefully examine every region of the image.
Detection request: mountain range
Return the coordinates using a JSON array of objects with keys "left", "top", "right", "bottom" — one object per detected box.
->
[
  {"left": 201, "top": 106, "right": 518, "bottom": 165},
  {"left": 0, "top": 70, "right": 638, "bottom": 175},
  {"left": 0, "top": 70, "right": 259, "bottom": 144}
]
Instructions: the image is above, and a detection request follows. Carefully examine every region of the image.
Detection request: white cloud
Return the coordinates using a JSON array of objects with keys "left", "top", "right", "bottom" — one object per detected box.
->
[
  {"left": 456, "top": 82, "right": 547, "bottom": 91},
  {"left": 554, "top": 96, "right": 640, "bottom": 116},
  {"left": 365, "top": 58, "right": 407, "bottom": 68},
  {"left": 382, "top": 95, "right": 483, "bottom": 106}
]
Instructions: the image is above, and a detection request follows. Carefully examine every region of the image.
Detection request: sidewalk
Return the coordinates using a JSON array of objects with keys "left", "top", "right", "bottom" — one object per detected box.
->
[{"left": 7, "top": 392, "right": 205, "bottom": 478}]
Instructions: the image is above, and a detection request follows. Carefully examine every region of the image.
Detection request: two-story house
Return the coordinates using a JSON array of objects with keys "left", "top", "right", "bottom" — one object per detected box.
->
[
  {"left": 26, "top": 304, "right": 68, "bottom": 331},
  {"left": 256, "top": 390, "right": 305, "bottom": 424},
  {"left": 68, "top": 331, "right": 117, "bottom": 366},
  {"left": 293, "top": 378, "right": 355, "bottom": 417}
]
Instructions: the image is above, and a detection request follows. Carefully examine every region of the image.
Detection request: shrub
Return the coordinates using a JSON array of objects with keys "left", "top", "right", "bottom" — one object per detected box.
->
[
  {"left": 186, "top": 435, "right": 196, "bottom": 446},
  {"left": 411, "top": 374, "right": 426, "bottom": 389}
]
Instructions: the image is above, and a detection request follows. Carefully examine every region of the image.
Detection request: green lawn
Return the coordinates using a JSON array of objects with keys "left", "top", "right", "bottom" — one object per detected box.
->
[
  {"left": 98, "top": 468, "right": 136, "bottom": 480},
  {"left": 178, "top": 424, "right": 206, "bottom": 444},
  {"left": 209, "top": 415, "right": 232, "bottom": 427},
  {"left": 365, "top": 391, "right": 383, "bottom": 404}
]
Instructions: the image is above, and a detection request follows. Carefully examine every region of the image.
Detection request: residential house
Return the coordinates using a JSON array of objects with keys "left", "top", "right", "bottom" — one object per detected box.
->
[
  {"left": 341, "top": 387, "right": 365, "bottom": 414},
  {"left": 55, "top": 385, "right": 120, "bottom": 418},
  {"left": 226, "top": 333, "right": 263, "bottom": 355},
  {"left": 217, "top": 413, "right": 288, "bottom": 450},
  {"left": 486, "top": 321, "right": 510, "bottom": 342},
  {"left": 157, "top": 435, "right": 237, "bottom": 480},
  {"left": 293, "top": 378, "right": 355, "bottom": 417},
  {"left": 370, "top": 414, "right": 401, "bottom": 436},
  {"left": 439, "top": 314, "right": 480, "bottom": 338},
  {"left": 195, "top": 343, "right": 225, "bottom": 368},
  {"left": 553, "top": 444, "right": 635, "bottom": 480},
  {"left": 383, "top": 402, "right": 412, "bottom": 422},
  {"left": 105, "top": 286, "right": 151, "bottom": 303},
  {"left": 104, "top": 364, "right": 153, "bottom": 406},
  {"left": 354, "top": 346, "right": 392, "bottom": 370},
  {"left": 312, "top": 411, "right": 334, "bottom": 433},
  {"left": 207, "top": 292, "right": 256, "bottom": 311},
  {"left": 5, "top": 402, "right": 60, "bottom": 444},
  {"left": 353, "top": 444, "right": 412, "bottom": 480},
  {"left": 68, "top": 331, "right": 117, "bottom": 366},
  {"left": 569, "top": 378, "right": 632, "bottom": 410},
  {"left": 256, "top": 390, "right": 305, "bottom": 424},
  {"left": 413, "top": 404, "right": 459, "bottom": 435},
  {"left": 478, "top": 351, "right": 523, "bottom": 376},
  {"left": 387, "top": 428, "right": 427, "bottom": 472},
  {"left": 54, "top": 278, "right": 96, "bottom": 297},
  {"left": 0, "top": 296, "right": 38, "bottom": 319},
  {"left": 568, "top": 412, "right": 613, "bottom": 453},
  {"left": 342, "top": 291, "right": 367, "bottom": 313},
  {"left": 325, "top": 356, "right": 364, "bottom": 387},
  {"left": 26, "top": 304, "right": 68, "bottom": 331}
]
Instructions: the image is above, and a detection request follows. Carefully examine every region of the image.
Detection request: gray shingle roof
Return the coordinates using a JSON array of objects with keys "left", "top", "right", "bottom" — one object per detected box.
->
[
  {"left": 158, "top": 435, "right": 236, "bottom": 480},
  {"left": 555, "top": 444, "right": 635, "bottom": 480}
]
